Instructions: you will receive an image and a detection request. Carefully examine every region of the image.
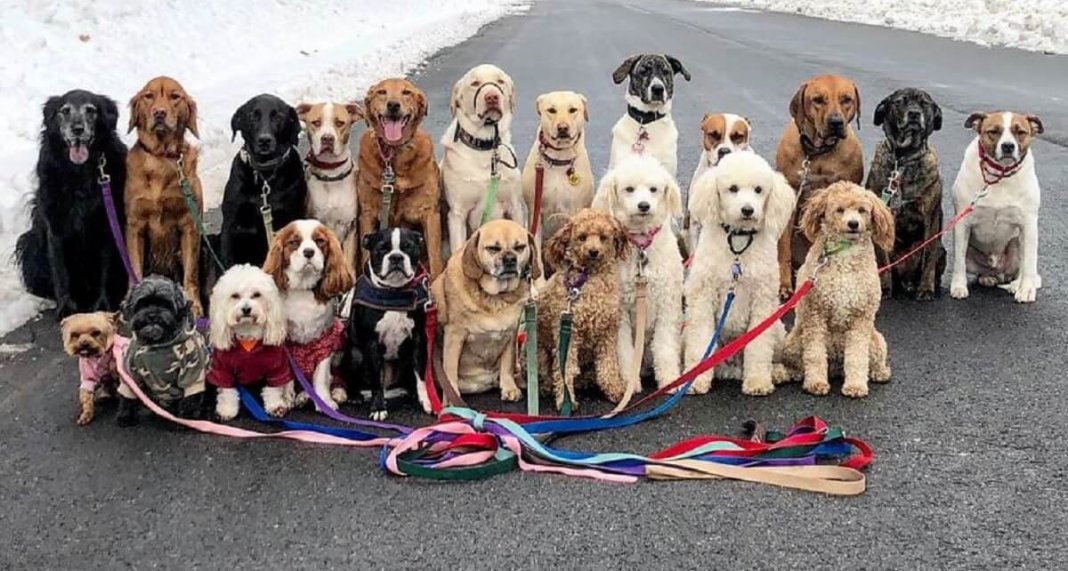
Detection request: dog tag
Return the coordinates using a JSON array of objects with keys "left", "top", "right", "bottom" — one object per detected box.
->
[{"left": 567, "top": 168, "right": 581, "bottom": 186}]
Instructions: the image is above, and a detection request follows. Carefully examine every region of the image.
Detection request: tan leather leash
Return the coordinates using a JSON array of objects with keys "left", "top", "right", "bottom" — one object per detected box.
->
[{"left": 645, "top": 461, "right": 866, "bottom": 496}]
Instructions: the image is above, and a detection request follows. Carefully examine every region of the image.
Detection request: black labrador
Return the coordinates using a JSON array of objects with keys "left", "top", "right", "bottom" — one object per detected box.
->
[
  {"left": 16, "top": 90, "right": 129, "bottom": 317},
  {"left": 220, "top": 94, "right": 307, "bottom": 267}
]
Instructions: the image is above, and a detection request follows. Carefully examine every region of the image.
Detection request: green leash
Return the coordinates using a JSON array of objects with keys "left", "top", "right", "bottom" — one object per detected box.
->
[
  {"left": 176, "top": 156, "right": 225, "bottom": 272},
  {"left": 557, "top": 310, "right": 574, "bottom": 417},
  {"left": 522, "top": 300, "right": 539, "bottom": 416},
  {"left": 479, "top": 173, "right": 501, "bottom": 227},
  {"left": 380, "top": 164, "right": 396, "bottom": 230}
]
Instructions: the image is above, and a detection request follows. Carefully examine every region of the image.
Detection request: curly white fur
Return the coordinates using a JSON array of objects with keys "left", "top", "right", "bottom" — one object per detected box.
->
[
  {"left": 684, "top": 153, "right": 796, "bottom": 395},
  {"left": 592, "top": 154, "right": 684, "bottom": 391}
]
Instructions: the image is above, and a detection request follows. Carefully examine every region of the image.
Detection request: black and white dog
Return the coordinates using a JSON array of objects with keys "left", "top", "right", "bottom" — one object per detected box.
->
[
  {"left": 220, "top": 94, "right": 308, "bottom": 267},
  {"left": 16, "top": 90, "right": 129, "bottom": 317},
  {"left": 608, "top": 54, "right": 691, "bottom": 178},
  {"left": 343, "top": 228, "right": 432, "bottom": 420}
]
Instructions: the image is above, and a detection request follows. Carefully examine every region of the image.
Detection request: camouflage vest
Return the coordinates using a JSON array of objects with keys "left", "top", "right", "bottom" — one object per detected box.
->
[{"left": 125, "top": 327, "right": 209, "bottom": 408}]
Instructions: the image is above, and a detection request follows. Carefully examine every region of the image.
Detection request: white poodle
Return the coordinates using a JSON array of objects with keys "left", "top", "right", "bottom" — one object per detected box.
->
[
  {"left": 207, "top": 264, "right": 294, "bottom": 420},
  {"left": 592, "top": 154, "right": 684, "bottom": 391},
  {"left": 684, "top": 152, "right": 795, "bottom": 395}
]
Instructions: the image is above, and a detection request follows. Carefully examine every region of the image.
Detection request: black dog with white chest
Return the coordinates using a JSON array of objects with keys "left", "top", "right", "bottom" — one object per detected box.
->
[
  {"left": 16, "top": 90, "right": 129, "bottom": 317},
  {"left": 342, "top": 228, "right": 430, "bottom": 420},
  {"left": 220, "top": 94, "right": 307, "bottom": 267}
]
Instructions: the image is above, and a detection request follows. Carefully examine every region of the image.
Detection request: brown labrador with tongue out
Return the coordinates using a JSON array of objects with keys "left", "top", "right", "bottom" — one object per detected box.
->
[{"left": 355, "top": 78, "right": 443, "bottom": 279}]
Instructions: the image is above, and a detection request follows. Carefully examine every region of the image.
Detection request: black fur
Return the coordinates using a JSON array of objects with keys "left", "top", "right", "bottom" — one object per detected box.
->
[
  {"left": 15, "top": 90, "right": 129, "bottom": 318},
  {"left": 611, "top": 54, "right": 691, "bottom": 106},
  {"left": 873, "top": 87, "right": 942, "bottom": 157},
  {"left": 342, "top": 229, "right": 428, "bottom": 419},
  {"left": 123, "top": 275, "right": 190, "bottom": 346},
  {"left": 220, "top": 94, "right": 307, "bottom": 267}
]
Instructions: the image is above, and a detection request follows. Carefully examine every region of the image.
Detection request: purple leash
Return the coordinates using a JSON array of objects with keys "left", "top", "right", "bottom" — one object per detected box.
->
[{"left": 98, "top": 156, "right": 139, "bottom": 285}]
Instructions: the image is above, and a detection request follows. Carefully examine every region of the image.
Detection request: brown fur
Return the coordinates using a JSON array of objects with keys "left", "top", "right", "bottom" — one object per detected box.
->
[
  {"left": 775, "top": 75, "right": 865, "bottom": 300},
  {"left": 124, "top": 76, "right": 204, "bottom": 315},
  {"left": 430, "top": 220, "right": 539, "bottom": 400},
  {"left": 355, "top": 78, "right": 443, "bottom": 278},
  {"left": 700, "top": 113, "right": 751, "bottom": 152},
  {"left": 262, "top": 221, "right": 354, "bottom": 301},
  {"left": 61, "top": 311, "right": 119, "bottom": 425},
  {"left": 965, "top": 111, "right": 1044, "bottom": 158},
  {"left": 782, "top": 182, "right": 893, "bottom": 398},
  {"left": 536, "top": 209, "right": 629, "bottom": 410}
]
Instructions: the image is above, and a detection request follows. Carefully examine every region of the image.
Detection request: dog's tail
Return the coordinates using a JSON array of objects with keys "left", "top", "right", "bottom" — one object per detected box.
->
[{"left": 14, "top": 212, "right": 54, "bottom": 300}]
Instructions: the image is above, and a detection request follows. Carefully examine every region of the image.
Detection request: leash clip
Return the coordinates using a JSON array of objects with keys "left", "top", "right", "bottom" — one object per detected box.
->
[
  {"left": 632, "top": 125, "right": 649, "bottom": 153},
  {"left": 797, "top": 158, "right": 812, "bottom": 195},
  {"left": 97, "top": 155, "right": 110, "bottom": 183}
]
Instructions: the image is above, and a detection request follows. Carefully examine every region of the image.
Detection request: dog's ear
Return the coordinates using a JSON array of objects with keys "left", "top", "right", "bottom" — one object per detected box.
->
[
  {"left": 524, "top": 231, "right": 541, "bottom": 281},
  {"left": 663, "top": 174, "right": 683, "bottom": 218},
  {"left": 295, "top": 102, "right": 313, "bottom": 122},
  {"left": 580, "top": 94, "right": 589, "bottom": 122},
  {"left": 873, "top": 95, "right": 890, "bottom": 127},
  {"left": 43, "top": 96, "right": 63, "bottom": 126},
  {"left": 534, "top": 94, "right": 544, "bottom": 117},
  {"left": 869, "top": 192, "right": 896, "bottom": 253},
  {"left": 502, "top": 71, "right": 517, "bottom": 115},
  {"left": 766, "top": 172, "right": 798, "bottom": 238},
  {"left": 687, "top": 168, "right": 719, "bottom": 226},
  {"left": 181, "top": 93, "right": 200, "bottom": 139},
  {"left": 97, "top": 95, "right": 120, "bottom": 133},
  {"left": 207, "top": 284, "right": 233, "bottom": 351},
  {"left": 1027, "top": 114, "right": 1044, "bottom": 135},
  {"left": 262, "top": 281, "right": 288, "bottom": 347},
  {"left": 345, "top": 102, "right": 364, "bottom": 123},
  {"left": 361, "top": 232, "right": 377, "bottom": 252},
  {"left": 788, "top": 83, "right": 808, "bottom": 130},
  {"left": 450, "top": 78, "right": 463, "bottom": 118},
  {"left": 612, "top": 55, "right": 642, "bottom": 85},
  {"left": 965, "top": 112, "right": 986, "bottom": 133},
  {"left": 230, "top": 101, "right": 248, "bottom": 143},
  {"left": 127, "top": 91, "right": 146, "bottom": 134},
  {"left": 262, "top": 231, "right": 289, "bottom": 292},
  {"left": 851, "top": 83, "right": 861, "bottom": 131},
  {"left": 461, "top": 230, "right": 483, "bottom": 281},
  {"left": 610, "top": 216, "right": 631, "bottom": 260},
  {"left": 931, "top": 101, "right": 943, "bottom": 132},
  {"left": 283, "top": 104, "right": 301, "bottom": 147},
  {"left": 412, "top": 85, "right": 428, "bottom": 123},
  {"left": 665, "top": 55, "right": 691, "bottom": 81},
  {"left": 799, "top": 187, "right": 830, "bottom": 243},
  {"left": 590, "top": 169, "right": 618, "bottom": 215},
  {"left": 543, "top": 222, "right": 571, "bottom": 271},
  {"left": 314, "top": 228, "right": 355, "bottom": 302}
]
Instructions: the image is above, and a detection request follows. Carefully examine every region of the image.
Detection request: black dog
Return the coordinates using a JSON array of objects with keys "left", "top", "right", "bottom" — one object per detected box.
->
[
  {"left": 866, "top": 88, "right": 946, "bottom": 300},
  {"left": 117, "top": 275, "right": 210, "bottom": 426},
  {"left": 611, "top": 53, "right": 690, "bottom": 108},
  {"left": 16, "top": 90, "right": 129, "bottom": 317},
  {"left": 220, "top": 94, "right": 307, "bottom": 267},
  {"left": 343, "top": 228, "right": 430, "bottom": 420}
]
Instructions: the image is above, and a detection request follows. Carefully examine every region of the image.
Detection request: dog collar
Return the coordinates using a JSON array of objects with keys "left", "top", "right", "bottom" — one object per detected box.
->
[
  {"left": 240, "top": 145, "right": 294, "bottom": 172},
  {"left": 137, "top": 140, "right": 184, "bottom": 160},
  {"left": 538, "top": 131, "right": 579, "bottom": 168},
  {"left": 628, "top": 225, "right": 662, "bottom": 251},
  {"left": 353, "top": 271, "right": 429, "bottom": 312},
  {"left": 305, "top": 154, "right": 355, "bottom": 182},
  {"left": 977, "top": 139, "right": 1026, "bottom": 185},
  {"left": 304, "top": 153, "right": 350, "bottom": 171},
  {"left": 721, "top": 224, "right": 758, "bottom": 256},
  {"left": 454, "top": 122, "right": 498, "bottom": 151},
  {"left": 627, "top": 105, "right": 665, "bottom": 125},
  {"left": 799, "top": 133, "right": 839, "bottom": 158}
]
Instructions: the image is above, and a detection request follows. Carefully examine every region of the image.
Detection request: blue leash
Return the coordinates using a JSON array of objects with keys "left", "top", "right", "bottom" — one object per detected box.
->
[{"left": 236, "top": 387, "right": 386, "bottom": 442}]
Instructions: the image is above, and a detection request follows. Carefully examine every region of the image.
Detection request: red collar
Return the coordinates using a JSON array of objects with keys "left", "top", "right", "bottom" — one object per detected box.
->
[
  {"left": 304, "top": 153, "right": 350, "bottom": 171},
  {"left": 627, "top": 226, "right": 661, "bottom": 250},
  {"left": 977, "top": 139, "right": 1026, "bottom": 185}
]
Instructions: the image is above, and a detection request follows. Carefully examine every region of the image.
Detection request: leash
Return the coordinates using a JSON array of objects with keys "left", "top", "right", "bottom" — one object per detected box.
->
[
  {"left": 529, "top": 131, "right": 582, "bottom": 237},
  {"left": 97, "top": 155, "right": 139, "bottom": 284},
  {"left": 238, "top": 146, "right": 297, "bottom": 246},
  {"left": 521, "top": 299, "right": 539, "bottom": 416},
  {"left": 176, "top": 154, "right": 226, "bottom": 272},
  {"left": 377, "top": 141, "right": 396, "bottom": 230},
  {"left": 476, "top": 123, "right": 519, "bottom": 227},
  {"left": 977, "top": 140, "right": 1025, "bottom": 186},
  {"left": 556, "top": 267, "right": 587, "bottom": 416},
  {"left": 607, "top": 227, "right": 662, "bottom": 416}
]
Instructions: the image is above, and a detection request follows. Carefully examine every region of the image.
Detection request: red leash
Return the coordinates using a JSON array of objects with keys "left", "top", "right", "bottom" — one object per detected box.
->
[{"left": 530, "top": 164, "right": 544, "bottom": 237}]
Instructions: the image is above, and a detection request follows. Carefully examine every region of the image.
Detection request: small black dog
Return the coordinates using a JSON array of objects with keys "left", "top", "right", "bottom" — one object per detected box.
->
[
  {"left": 220, "top": 94, "right": 307, "bottom": 267},
  {"left": 342, "top": 228, "right": 430, "bottom": 420},
  {"left": 118, "top": 275, "right": 210, "bottom": 426},
  {"left": 16, "top": 90, "right": 129, "bottom": 317},
  {"left": 866, "top": 87, "right": 946, "bottom": 300}
]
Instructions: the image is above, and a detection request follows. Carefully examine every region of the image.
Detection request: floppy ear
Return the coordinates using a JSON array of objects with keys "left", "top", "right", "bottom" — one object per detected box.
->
[
  {"left": 799, "top": 188, "right": 829, "bottom": 243},
  {"left": 450, "top": 78, "right": 463, "bottom": 118},
  {"left": 663, "top": 174, "right": 683, "bottom": 219},
  {"left": 1027, "top": 114, "right": 1044, "bottom": 135},
  {"left": 314, "top": 229, "right": 355, "bottom": 302},
  {"left": 503, "top": 73, "right": 517, "bottom": 114},
  {"left": 207, "top": 288, "right": 233, "bottom": 351},
  {"left": 413, "top": 86, "right": 428, "bottom": 122},
  {"left": 612, "top": 55, "right": 642, "bottom": 85},
  {"left": 261, "top": 234, "right": 289, "bottom": 291},
  {"left": 765, "top": 172, "right": 798, "bottom": 238},
  {"left": 543, "top": 221, "right": 572, "bottom": 271},
  {"left": 127, "top": 91, "right": 145, "bottom": 134},
  {"left": 525, "top": 231, "right": 541, "bottom": 281},
  {"left": 43, "top": 96, "right": 63, "bottom": 125},
  {"left": 852, "top": 83, "right": 861, "bottom": 130},
  {"left": 345, "top": 102, "right": 364, "bottom": 122},
  {"left": 97, "top": 95, "right": 120, "bottom": 133},
  {"left": 183, "top": 95, "right": 200, "bottom": 139},
  {"left": 580, "top": 95, "right": 589, "bottom": 122},
  {"left": 230, "top": 101, "right": 248, "bottom": 143},
  {"left": 665, "top": 55, "right": 691, "bottom": 81},
  {"left": 363, "top": 87, "right": 378, "bottom": 128},
  {"left": 965, "top": 112, "right": 986, "bottom": 133},
  {"left": 590, "top": 170, "right": 618, "bottom": 214},
  {"left": 610, "top": 217, "right": 631, "bottom": 260},
  {"left": 869, "top": 193, "right": 896, "bottom": 253},
  {"left": 534, "top": 94, "right": 544, "bottom": 117},
  {"left": 295, "top": 102, "right": 313, "bottom": 122},
  {"left": 461, "top": 230, "right": 483, "bottom": 281},
  {"left": 284, "top": 104, "right": 301, "bottom": 146},
  {"left": 687, "top": 168, "right": 720, "bottom": 225},
  {"left": 931, "top": 101, "right": 943, "bottom": 132},
  {"left": 788, "top": 83, "right": 807, "bottom": 129},
  {"left": 872, "top": 95, "right": 889, "bottom": 127},
  {"left": 261, "top": 285, "right": 288, "bottom": 347}
]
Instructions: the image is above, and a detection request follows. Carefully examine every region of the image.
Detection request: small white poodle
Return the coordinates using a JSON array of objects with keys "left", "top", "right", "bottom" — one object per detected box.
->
[
  {"left": 684, "top": 152, "right": 795, "bottom": 395},
  {"left": 207, "top": 264, "right": 294, "bottom": 420},
  {"left": 592, "top": 154, "right": 685, "bottom": 391}
]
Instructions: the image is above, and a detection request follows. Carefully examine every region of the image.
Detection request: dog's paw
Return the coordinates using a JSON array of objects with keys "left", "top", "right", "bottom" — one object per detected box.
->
[
  {"left": 779, "top": 285, "right": 794, "bottom": 303},
  {"left": 316, "top": 397, "right": 339, "bottom": 412},
  {"left": 292, "top": 392, "right": 310, "bottom": 408},
  {"left": 1012, "top": 278, "right": 1038, "bottom": 303},
  {"left": 77, "top": 409, "right": 94, "bottom": 426},
  {"left": 771, "top": 364, "right": 793, "bottom": 385},
  {"left": 189, "top": 298, "right": 204, "bottom": 318},
  {"left": 841, "top": 382, "right": 869, "bottom": 398},
  {"left": 686, "top": 375, "right": 712, "bottom": 395},
  {"left": 216, "top": 403, "right": 239, "bottom": 421},
  {"left": 554, "top": 392, "right": 579, "bottom": 412},
  {"left": 177, "top": 394, "right": 206, "bottom": 419},
  {"left": 741, "top": 379, "right": 775, "bottom": 397},
  {"left": 949, "top": 280, "right": 969, "bottom": 299},
  {"left": 330, "top": 387, "right": 349, "bottom": 405},
  {"left": 914, "top": 289, "right": 936, "bottom": 302},
  {"left": 872, "top": 367, "right": 892, "bottom": 384},
  {"left": 500, "top": 386, "right": 522, "bottom": 402},
  {"left": 265, "top": 403, "right": 289, "bottom": 418},
  {"left": 370, "top": 409, "right": 389, "bottom": 422},
  {"left": 802, "top": 379, "right": 830, "bottom": 396},
  {"left": 977, "top": 275, "right": 998, "bottom": 287}
]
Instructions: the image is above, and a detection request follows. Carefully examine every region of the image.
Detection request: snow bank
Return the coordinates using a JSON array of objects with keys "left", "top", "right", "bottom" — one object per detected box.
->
[
  {"left": 0, "top": 0, "right": 528, "bottom": 336},
  {"left": 700, "top": 0, "right": 1068, "bottom": 54}
]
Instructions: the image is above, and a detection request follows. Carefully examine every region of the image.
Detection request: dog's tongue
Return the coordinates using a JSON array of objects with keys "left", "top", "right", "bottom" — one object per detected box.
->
[
  {"left": 69, "top": 143, "right": 89, "bottom": 165},
  {"left": 382, "top": 119, "right": 405, "bottom": 144}
]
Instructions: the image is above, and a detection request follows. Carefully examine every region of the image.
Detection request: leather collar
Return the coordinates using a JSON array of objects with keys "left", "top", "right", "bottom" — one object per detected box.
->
[
  {"left": 137, "top": 141, "right": 183, "bottom": 160},
  {"left": 627, "top": 105, "right": 665, "bottom": 125},
  {"left": 304, "top": 153, "right": 350, "bottom": 171},
  {"left": 453, "top": 123, "right": 498, "bottom": 151},
  {"left": 799, "top": 133, "right": 839, "bottom": 158}
]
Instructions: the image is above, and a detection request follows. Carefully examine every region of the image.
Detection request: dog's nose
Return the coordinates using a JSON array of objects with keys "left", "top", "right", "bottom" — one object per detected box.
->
[
  {"left": 256, "top": 134, "right": 274, "bottom": 147},
  {"left": 388, "top": 253, "right": 404, "bottom": 264},
  {"left": 637, "top": 201, "right": 651, "bottom": 213},
  {"left": 907, "top": 110, "right": 922, "bottom": 122},
  {"left": 1000, "top": 142, "right": 1016, "bottom": 155},
  {"left": 302, "top": 248, "right": 315, "bottom": 259},
  {"left": 386, "top": 101, "right": 401, "bottom": 115},
  {"left": 502, "top": 253, "right": 517, "bottom": 266},
  {"left": 587, "top": 249, "right": 601, "bottom": 260},
  {"left": 741, "top": 205, "right": 754, "bottom": 217},
  {"left": 321, "top": 134, "right": 335, "bottom": 147},
  {"left": 484, "top": 91, "right": 500, "bottom": 106},
  {"left": 847, "top": 220, "right": 860, "bottom": 231},
  {"left": 241, "top": 305, "right": 252, "bottom": 316},
  {"left": 651, "top": 84, "right": 665, "bottom": 96},
  {"left": 556, "top": 124, "right": 570, "bottom": 137},
  {"left": 153, "top": 109, "right": 166, "bottom": 121},
  {"left": 717, "top": 147, "right": 732, "bottom": 160},
  {"left": 828, "top": 114, "right": 845, "bottom": 132},
  {"left": 71, "top": 124, "right": 85, "bottom": 136}
]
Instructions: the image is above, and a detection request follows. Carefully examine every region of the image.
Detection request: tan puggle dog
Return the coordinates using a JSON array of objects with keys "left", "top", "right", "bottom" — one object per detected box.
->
[
  {"left": 776, "top": 74, "right": 864, "bottom": 299},
  {"left": 522, "top": 91, "right": 594, "bottom": 251},
  {"left": 298, "top": 101, "right": 363, "bottom": 266},
  {"left": 61, "top": 312, "right": 126, "bottom": 425},
  {"left": 430, "top": 219, "right": 540, "bottom": 401}
]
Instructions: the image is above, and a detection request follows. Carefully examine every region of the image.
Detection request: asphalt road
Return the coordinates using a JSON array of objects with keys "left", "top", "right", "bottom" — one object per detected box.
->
[{"left": 3, "top": 0, "right": 1067, "bottom": 569}]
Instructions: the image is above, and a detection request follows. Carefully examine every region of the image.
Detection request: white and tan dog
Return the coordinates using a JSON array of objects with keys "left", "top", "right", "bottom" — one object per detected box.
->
[
  {"left": 297, "top": 101, "right": 362, "bottom": 265},
  {"left": 441, "top": 64, "right": 523, "bottom": 255},
  {"left": 950, "top": 111, "right": 1043, "bottom": 303},
  {"left": 686, "top": 113, "right": 753, "bottom": 252},
  {"left": 592, "top": 154, "right": 685, "bottom": 391},
  {"left": 684, "top": 153, "right": 795, "bottom": 395},
  {"left": 608, "top": 54, "right": 690, "bottom": 178},
  {"left": 522, "top": 91, "right": 594, "bottom": 248}
]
